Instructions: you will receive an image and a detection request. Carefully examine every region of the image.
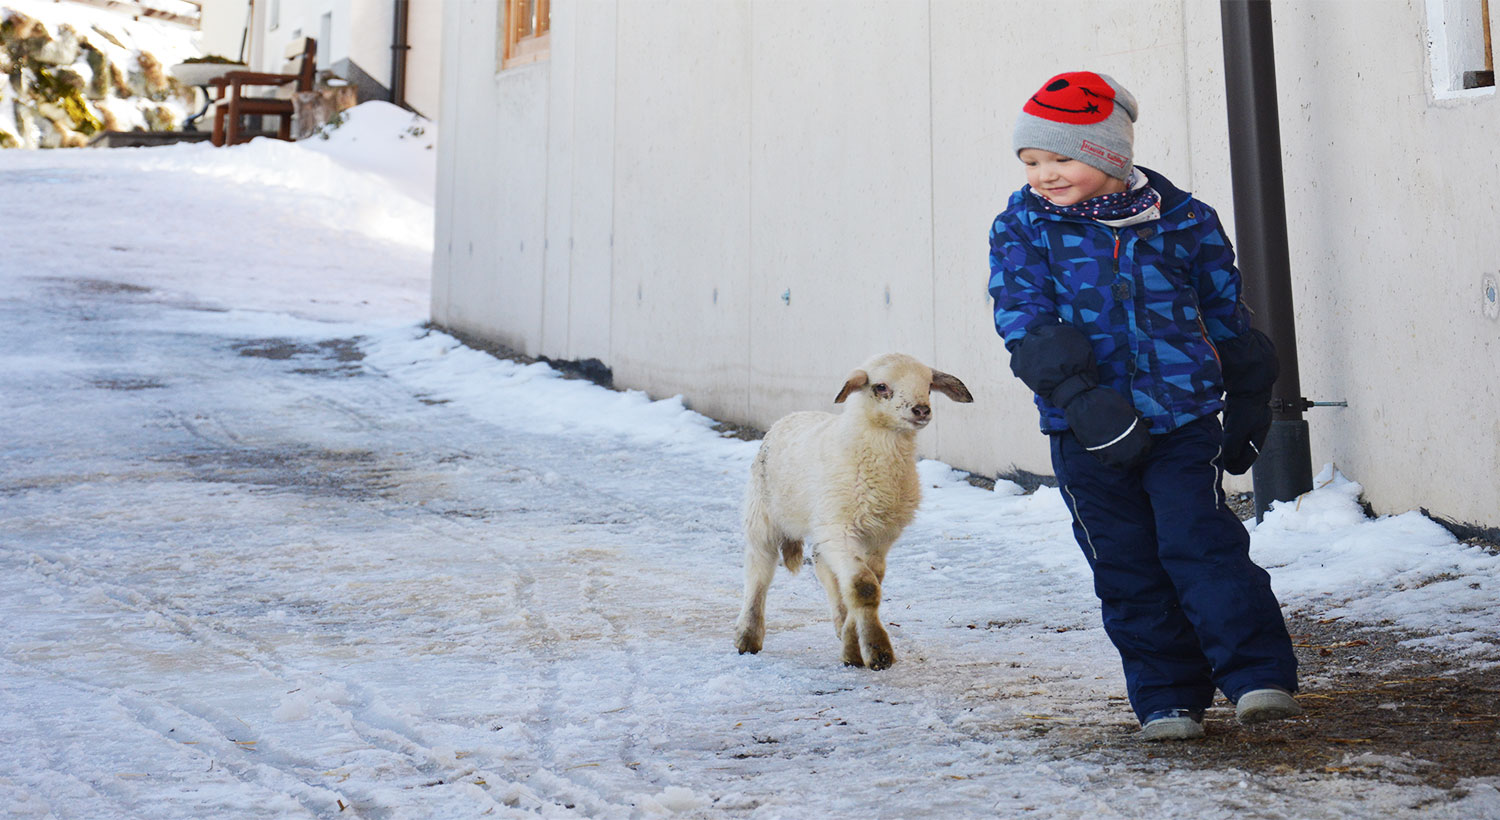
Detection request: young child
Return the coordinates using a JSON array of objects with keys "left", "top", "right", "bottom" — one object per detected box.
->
[{"left": 987, "top": 71, "right": 1302, "bottom": 741}]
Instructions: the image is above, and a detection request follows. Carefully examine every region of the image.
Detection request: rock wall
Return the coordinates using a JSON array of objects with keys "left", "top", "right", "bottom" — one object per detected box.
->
[{"left": 1, "top": 9, "right": 193, "bottom": 148}]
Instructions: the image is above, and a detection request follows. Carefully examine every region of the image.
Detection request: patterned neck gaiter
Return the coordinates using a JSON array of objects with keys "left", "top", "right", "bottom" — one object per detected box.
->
[{"left": 1030, "top": 172, "right": 1161, "bottom": 223}]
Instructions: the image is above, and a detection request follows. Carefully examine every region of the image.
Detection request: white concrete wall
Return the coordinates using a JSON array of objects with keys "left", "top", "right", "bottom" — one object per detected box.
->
[
  {"left": 246, "top": 0, "right": 441, "bottom": 119},
  {"left": 346, "top": 0, "right": 390, "bottom": 82},
  {"left": 433, "top": 0, "right": 1500, "bottom": 529},
  {"left": 1270, "top": 0, "right": 1500, "bottom": 526},
  {"left": 402, "top": 0, "right": 445, "bottom": 119},
  {"left": 432, "top": 0, "right": 541, "bottom": 350},
  {"left": 196, "top": 0, "right": 252, "bottom": 61},
  {"left": 251, "top": 0, "right": 341, "bottom": 70}
]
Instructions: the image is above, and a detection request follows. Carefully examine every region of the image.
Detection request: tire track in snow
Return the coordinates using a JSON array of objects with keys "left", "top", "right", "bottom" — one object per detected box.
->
[
  {"left": 0, "top": 649, "right": 339, "bottom": 819},
  {"left": 9, "top": 547, "right": 516, "bottom": 818},
  {"left": 47, "top": 327, "right": 694, "bottom": 816},
  {"left": 10, "top": 427, "right": 653, "bottom": 820},
  {"left": 367, "top": 508, "right": 642, "bottom": 819}
]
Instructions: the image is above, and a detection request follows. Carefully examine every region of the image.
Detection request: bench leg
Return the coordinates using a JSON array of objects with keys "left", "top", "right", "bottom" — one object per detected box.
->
[
  {"left": 226, "top": 99, "right": 242, "bottom": 146},
  {"left": 212, "top": 105, "right": 226, "bottom": 147}
]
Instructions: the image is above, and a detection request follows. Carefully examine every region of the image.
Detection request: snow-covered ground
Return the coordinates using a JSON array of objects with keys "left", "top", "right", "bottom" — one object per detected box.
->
[{"left": 3, "top": 107, "right": 1500, "bottom": 818}]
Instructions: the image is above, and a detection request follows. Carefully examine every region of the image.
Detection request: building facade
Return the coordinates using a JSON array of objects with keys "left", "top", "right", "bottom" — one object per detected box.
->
[
  {"left": 432, "top": 0, "right": 1500, "bottom": 530},
  {"left": 227, "top": 0, "right": 441, "bottom": 119}
]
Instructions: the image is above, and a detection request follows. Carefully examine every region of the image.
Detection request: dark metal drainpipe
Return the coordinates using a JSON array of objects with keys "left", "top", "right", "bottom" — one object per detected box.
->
[
  {"left": 1219, "top": 0, "right": 1313, "bottom": 520},
  {"left": 390, "top": 0, "right": 411, "bottom": 108},
  {"left": 239, "top": 0, "right": 254, "bottom": 64}
]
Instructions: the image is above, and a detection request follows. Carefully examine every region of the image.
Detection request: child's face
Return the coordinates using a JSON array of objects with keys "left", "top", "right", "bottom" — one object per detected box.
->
[{"left": 1018, "top": 148, "right": 1127, "bottom": 206}]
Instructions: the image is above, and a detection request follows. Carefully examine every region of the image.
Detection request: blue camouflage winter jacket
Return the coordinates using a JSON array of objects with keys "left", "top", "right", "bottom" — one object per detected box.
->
[{"left": 988, "top": 166, "right": 1251, "bottom": 435}]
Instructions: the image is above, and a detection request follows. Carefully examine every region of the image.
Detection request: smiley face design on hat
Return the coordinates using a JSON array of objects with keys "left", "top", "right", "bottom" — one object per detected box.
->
[{"left": 1023, "top": 72, "right": 1116, "bottom": 125}]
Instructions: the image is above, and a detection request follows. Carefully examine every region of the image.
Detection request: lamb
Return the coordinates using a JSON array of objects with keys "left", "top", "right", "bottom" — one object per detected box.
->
[{"left": 732, "top": 353, "right": 973, "bottom": 669}]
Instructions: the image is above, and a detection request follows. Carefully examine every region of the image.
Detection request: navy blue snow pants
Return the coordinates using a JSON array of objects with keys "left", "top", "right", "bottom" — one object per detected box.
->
[{"left": 1050, "top": 414, "right": 1298, "bottom": 723}]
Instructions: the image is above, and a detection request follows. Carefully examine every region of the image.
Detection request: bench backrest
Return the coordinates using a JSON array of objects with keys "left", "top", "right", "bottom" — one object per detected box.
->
[{"left": 282, "top": 38, "right": 318, "bottom": 94}]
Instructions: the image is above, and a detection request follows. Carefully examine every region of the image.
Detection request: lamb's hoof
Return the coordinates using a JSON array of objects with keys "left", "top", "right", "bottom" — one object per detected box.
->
[
  {"left": 841, "top": 640, "right": 866, "bottom": 666},
  {"left": 862, "top": 633, "right": 896, "bottom": 670},
  {"left": 733, "top": 632, "right": 762, "bottom": 655}
]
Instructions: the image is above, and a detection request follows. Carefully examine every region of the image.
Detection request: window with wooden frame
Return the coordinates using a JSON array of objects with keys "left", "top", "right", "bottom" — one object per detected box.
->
[
  {"left": 1427, "top": 0, "right": 1495, "bottom": 94},
  {"left": 1475, "top": 0, "right": 1496, "bottom": 88},
  {"left": 501, "top": 0, "right": 550, "bottom": 70}
]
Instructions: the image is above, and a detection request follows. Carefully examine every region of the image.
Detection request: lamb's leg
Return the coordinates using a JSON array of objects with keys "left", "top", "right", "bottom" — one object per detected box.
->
[
  {"left": 856, "top": 553, "right": 895, "bottom": 669},
  {"left": 848, "top": 564, "right": 895, "bottom": 670},
  {"left": 733, "top": 541, "right": 775, "bottom": 654},
  {"left": 734, "top": 498, "right": 779, "bottom": 655},
  {"left": 839, "top": 611, "right": 866, "bottom": 668},
  {"left": 819, "top": 543, "right": 894, "bottom": 670},
  {"left": 812, "top": 554, "right": 848, "bottom": 637}
]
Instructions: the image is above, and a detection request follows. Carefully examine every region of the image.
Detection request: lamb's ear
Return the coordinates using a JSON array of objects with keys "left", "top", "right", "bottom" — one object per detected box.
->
[
  {"left": 931, "top": 370, "right": 974, "bottom": 403},
  {"left": 835, "top": 369, "right": 869, "bottom": 403}
]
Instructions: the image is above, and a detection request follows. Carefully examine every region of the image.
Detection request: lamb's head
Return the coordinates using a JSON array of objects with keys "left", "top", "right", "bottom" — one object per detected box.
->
[{"left": 833, "top": 353, "right": 973, "bottom": 432}]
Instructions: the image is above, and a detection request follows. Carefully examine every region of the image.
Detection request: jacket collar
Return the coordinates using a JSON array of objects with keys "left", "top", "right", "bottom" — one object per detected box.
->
[
  {"left": 1135, "top": 166, "right": 1192, "bottom": 216},
  {"left": 1014, "top": 165, "right": 1202, "bottom": 228}
]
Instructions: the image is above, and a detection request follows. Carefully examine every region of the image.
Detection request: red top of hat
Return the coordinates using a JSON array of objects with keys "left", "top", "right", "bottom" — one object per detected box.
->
[{"left": 1022, "top": 72, "right": 1117, "bottom": 125}]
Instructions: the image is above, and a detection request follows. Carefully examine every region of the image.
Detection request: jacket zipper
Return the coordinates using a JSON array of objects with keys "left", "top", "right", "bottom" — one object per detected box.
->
[{"left": 1112, "top": 229, "right": 1136, "bottom": 387}]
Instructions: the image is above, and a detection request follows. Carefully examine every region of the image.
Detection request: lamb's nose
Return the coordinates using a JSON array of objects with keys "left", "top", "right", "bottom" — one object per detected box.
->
[{"left": 912, "top": 404, "right": 931, "bottom": 421}]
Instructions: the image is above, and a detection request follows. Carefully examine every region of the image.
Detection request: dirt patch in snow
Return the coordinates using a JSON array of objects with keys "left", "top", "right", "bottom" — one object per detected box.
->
[
  {"left": 1038, "top": 615, "right": 1500, "bottom": 795},
  {"left": 234, "top": 337, "right": 366, "bottom": 377}
]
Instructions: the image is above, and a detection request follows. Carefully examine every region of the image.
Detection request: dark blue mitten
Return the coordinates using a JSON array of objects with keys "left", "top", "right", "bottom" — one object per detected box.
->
[
  {"left": 1062, "top": 386, "right": 1153, "bottom": 470},
  {"left": 1011, "top": 323, "right": 1152, "bottom": 471},
  {"left": 1217, "top": 329, "right": 1279, "bottom": 475}
]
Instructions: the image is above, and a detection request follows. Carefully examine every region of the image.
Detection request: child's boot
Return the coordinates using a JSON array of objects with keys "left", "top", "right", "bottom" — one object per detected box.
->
[
  {"left": 1235, "top": 687, "right": 1303, "bottom": 724},
  {"left": 1140, "top": 708, "right": 1205, "bottom": 741}
]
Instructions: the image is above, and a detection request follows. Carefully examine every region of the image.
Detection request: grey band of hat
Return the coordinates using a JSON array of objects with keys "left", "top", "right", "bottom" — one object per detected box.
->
[{"left": 1013, "top": 74, "right": 1138, "bottom": 180}]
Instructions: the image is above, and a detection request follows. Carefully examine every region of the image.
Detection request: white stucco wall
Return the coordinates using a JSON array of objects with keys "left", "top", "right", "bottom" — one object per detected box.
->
[
  {"left": 246, "top": 0, "right": 441, "bottom": 119},
  {"left": 433, "top": 0, "right": 1500, "bottom": 529},
  {"left": 1270, "top": 0, "right": 1500, "bottom": 526},
  {"left": 402, "top": 0, "right": 444, "bottom": 119},
  {"left": 196, "top": 0, "right": 252, "bottom": 61},
  {"left": 433, "top": 0, "right": 540, "bottom": 349}
]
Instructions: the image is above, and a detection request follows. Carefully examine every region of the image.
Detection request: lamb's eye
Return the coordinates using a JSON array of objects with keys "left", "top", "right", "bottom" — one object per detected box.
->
[{"left": 873, "top": 383, "right": 892, "bottom": 399}]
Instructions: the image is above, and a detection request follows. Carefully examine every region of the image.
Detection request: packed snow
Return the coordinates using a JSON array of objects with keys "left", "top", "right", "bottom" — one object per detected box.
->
[{"left": 4, "top": 67, "right": 1500, "bottom": 820}]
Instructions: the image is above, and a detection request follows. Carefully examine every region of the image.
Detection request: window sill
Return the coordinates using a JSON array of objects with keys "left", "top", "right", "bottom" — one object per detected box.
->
[{"left": 502, "top": 33, "right": 550, "bottom": 71}]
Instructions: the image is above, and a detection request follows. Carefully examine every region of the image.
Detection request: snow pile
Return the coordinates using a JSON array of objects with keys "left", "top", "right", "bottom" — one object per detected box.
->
[
  {"left": 0, "top": 99, "right": 434, "bottom": 317},
  {"left": 140, "top": 102, "right": 437, "bottom": 252},
  {"left": 301, "top": 99, "right": 437, "bottom": 205},
  {"left": 363, "top": 327, "right": 750, "bottom": 461},
  {"left": 1254, "top": 465, "right": 1500, "bottom": 660}
]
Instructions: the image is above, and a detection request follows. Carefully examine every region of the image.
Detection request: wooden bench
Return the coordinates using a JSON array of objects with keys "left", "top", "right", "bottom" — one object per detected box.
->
[{"left": 210, "top": 38, "right": 317, "bottom": 147}]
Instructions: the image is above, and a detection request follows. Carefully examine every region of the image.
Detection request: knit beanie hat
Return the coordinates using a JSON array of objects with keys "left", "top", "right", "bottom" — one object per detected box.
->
[{"left": 1013, "top": 71, "right": 1138, "bottom": 179}]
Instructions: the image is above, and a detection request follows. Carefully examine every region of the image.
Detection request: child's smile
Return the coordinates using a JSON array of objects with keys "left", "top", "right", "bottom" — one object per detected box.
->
[{"left": 1018, "top": 147, "right": 1128, "bottom": 206}]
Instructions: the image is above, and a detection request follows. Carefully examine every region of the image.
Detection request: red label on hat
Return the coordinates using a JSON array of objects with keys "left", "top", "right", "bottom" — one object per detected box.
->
[
  {"left": 1080, "top": 139, "right": 1128, "bottom": 168},
  {"left": 1023, "top": 71, "right": 1116, "bottom": 125}
]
